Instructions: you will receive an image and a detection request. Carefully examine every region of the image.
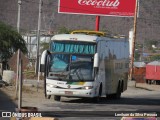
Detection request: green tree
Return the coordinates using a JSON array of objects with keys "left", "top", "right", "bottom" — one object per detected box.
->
[
  {"left": 150, "top": 55, "right": 160, "bottom": 61},
  {"left": 0, "top": 22, "right": 27, "bottom": 61},
  {"left": 134, "top": 51, "right": 140, "bottom": 61}
]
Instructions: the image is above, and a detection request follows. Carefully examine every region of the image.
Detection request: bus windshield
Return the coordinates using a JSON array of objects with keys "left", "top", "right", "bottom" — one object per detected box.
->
[
  {"left": 50, "top": 41, "right": 96, "bottom": 54},
  {"left": 48, "top": 54, "right": 94, "bottom": 81}
]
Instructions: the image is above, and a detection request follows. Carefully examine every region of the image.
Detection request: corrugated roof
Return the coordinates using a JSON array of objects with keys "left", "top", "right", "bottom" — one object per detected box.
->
[
  {"left": 134, "top": 62, "right": 146, "bottom": 67},
  {"left": 147, "top": 61, "right": 160, "bottom": 66}
]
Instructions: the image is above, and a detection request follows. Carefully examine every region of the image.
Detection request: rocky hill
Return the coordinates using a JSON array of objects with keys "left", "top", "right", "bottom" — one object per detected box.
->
[{"left": 0, "top": 0, "right": 160, "bottom": 43}]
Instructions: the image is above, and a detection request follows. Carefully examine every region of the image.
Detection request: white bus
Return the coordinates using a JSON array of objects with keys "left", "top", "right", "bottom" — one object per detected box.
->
[{"left": 40, "top": 30, "right": 129, "bottom": 102}]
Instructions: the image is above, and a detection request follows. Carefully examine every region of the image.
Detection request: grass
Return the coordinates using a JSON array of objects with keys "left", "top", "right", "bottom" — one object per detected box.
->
[{"left": 23, "top": 70, "right": 44, "bottom": 80}]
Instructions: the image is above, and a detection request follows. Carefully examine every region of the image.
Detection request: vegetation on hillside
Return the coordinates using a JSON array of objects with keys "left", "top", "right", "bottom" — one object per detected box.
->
[{"left": 0, "top": 0, "right": 159, "bottom": 42}]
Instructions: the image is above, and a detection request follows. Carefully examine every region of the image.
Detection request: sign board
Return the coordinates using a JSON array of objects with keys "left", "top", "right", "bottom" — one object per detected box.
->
[{"left": 58, "top": 0, "right": 136, "bottom": 17}]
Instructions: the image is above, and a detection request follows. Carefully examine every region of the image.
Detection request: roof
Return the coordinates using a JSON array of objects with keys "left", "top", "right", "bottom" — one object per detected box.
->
[
  {"left": 51, "top": 34, "right": 98, "bottom": 43},
  {"left": 51, "top": 33, "right": 127, "bottom": 43},
  {"left": 134, "top": 62, "right": 146, "bottom": 67},
  {"left": 70, "top": 30, "right": 106, "bottom": 37},
  {"left": 147, "top": 61, "right": 160, "bottom": 66}
]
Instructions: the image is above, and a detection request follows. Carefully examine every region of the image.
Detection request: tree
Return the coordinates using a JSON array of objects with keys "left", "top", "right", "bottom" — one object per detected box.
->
[
  {"left": 150, "top": 55, "right": 160, "bottom": 61},
  {"left": 0, "top": 22, "right": 27, "bottom": 62},
  {"left": 134, "top": 50, "right": 140, "bottom": 61}
]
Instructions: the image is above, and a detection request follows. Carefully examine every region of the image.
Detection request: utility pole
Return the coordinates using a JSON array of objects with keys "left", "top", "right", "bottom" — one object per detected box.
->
[
  {"left": 15, "top": 0, "right": 22, "bottom": 100},
  {"left": 18, "top": 51, "right": 22, "bottom": 110},
  {"left": 36, "top": 0, "right": 42, "bottom": 75},
  {"left": 130, "top": 0, "right": 138, "bottom": 81},
  {"left": 17, "top": 0, "right": 21, "bottom": 33}
]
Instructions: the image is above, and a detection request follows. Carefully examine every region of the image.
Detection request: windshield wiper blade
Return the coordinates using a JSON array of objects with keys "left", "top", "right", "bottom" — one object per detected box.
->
[{"left": 49, "top": 72, "right": 65, "bottom": 80}]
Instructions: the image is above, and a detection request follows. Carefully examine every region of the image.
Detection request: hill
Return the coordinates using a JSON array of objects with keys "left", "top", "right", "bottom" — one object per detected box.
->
[{"left": 0, "top": 0, "right": 160, "bottom": 43}]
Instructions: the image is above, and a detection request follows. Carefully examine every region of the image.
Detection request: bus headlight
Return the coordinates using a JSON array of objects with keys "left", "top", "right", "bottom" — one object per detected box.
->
[
  {"left": 47, "top": 84, "right": 57, "bottom": 88},
  {"left": 83, "top": 86, "right": 93, "bottom": 90}
]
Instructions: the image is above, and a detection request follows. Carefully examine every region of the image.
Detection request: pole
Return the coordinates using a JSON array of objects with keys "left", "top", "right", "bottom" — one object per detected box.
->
[
  {"left": 15, "top": 49, "right": 20, "bottom": 100},
  {"left": 37, "top": 55, "right": 41, "bottom": 92},
  {"left": 129, "top": 0, "right": 138, "bottom": 82},
  {"left": 36, "top": 0, "right": 42, "bottom": 75},
  {"left": 18, "top": 51, "right": 22, "bottom": 110},
  {"left": 15, "top": 0, "right": 21, "bottom": 99},
  {"left": 17, "top": 0, "right": 21, "bottom": 33},
  {"left": 137, "top": 0, "right": 140, "bottom": 18},
  {"left": 29, "top": 36, "right": 31, "bottom": 59},
  {"left": 95, "top": 16, "right": 100, "bottom": 31}
]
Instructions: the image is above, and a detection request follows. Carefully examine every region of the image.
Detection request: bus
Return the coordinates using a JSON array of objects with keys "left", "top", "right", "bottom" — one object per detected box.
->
[{"left": 40, "top": 30, "right": 129, "bottom": 102}]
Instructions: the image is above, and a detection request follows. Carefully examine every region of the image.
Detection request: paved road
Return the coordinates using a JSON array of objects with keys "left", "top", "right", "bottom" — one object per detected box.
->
[
  {"left": 0, "top": 88, "right": 17, "bottom": 120},
  {"left": 39, "top": 86, "right": 160, "bottom": 120},
  {"left": 22, "top": 84, "right": 160, "bottom": 120},
  {"left": 0, "top": 90, "right": 16, "bottom": 112}
]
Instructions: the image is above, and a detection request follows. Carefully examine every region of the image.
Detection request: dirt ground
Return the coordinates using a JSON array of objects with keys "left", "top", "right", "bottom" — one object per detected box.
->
[{"left": 0, "top": 84, "right": 46, "bottom": 110}]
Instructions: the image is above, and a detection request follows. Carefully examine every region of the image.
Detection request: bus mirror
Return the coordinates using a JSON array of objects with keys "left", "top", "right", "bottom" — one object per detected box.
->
[
  {"left": 94, "top": 53, "right": 99, "bottom": 68},
  {"left": 40, "top": 50, "right": 48, "bottom": 72}
]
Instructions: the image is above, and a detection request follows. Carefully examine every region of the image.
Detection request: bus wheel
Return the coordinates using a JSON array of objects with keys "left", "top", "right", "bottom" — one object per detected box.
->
[
  {"left": 54, "top": 95, "right": 61, "bottom": 101},
  {"left": 121, "top": 81, "right": 124, "bottom": 92},
  {"left": 93, "top": 85, "right": 102, "bottom": 103},
  {"left": 115, "top": 83, "right": 121, "bottom": 99}
]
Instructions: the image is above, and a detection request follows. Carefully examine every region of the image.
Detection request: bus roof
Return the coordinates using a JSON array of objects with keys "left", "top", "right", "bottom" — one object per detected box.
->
[
  {"left": 71, "top": 30, "right": 106, "bottom": 37},
  {"left": 51, "top": 34, "right": 98, "bottom": 43}
]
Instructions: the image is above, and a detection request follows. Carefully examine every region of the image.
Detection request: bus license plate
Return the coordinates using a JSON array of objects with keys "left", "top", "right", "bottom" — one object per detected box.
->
[{"left": 65, "top": 91, "right": 73, "bottom": 95}]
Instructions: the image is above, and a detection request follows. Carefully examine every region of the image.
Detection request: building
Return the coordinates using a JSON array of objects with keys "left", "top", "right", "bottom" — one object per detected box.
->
[{"left": 133, "top": 62, "right": 146, "bottom": 83}]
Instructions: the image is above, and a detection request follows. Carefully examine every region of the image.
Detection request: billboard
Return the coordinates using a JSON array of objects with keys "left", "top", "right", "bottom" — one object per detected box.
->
[{"left": 58, "top": 0, "right": 136, "bottom": 17}]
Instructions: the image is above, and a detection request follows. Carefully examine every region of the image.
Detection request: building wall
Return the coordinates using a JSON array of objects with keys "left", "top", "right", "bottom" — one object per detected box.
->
[
  {"left": 146, "top": 65, "right": 160, "bottom": 81},
  {"left": 133, "top": 67, "right": 146, "bottom": 83}
]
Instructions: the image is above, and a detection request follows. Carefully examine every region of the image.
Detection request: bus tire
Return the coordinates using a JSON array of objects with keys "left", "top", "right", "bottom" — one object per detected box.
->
[
  {"left": 115, "top": 82, "right": 121, "bottom": 99},
  {"left": 106, "top": 82, "right": 121, "bottom": 99},
  {"left": 54, "top": 95, "right": 61, "bottom": 101},
  {"left": 121, "top": 81, "right": 124, "bottom": 92},
  {"left": 93, "top": 84, "right": 102, "bottom": 103}
]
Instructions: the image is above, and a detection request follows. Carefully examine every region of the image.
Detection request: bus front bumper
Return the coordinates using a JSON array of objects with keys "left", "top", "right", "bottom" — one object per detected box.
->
[{"left": 46, "top": 87, "right": 97, "bottom": 98}]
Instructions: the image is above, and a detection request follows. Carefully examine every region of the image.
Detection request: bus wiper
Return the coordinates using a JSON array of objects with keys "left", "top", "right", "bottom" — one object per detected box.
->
[
  {"left": 60, "top": 71, "right": 70, "bottom": 77},
  {"left": 49, "top": 71, "right": 67, "bottom": 80}
]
